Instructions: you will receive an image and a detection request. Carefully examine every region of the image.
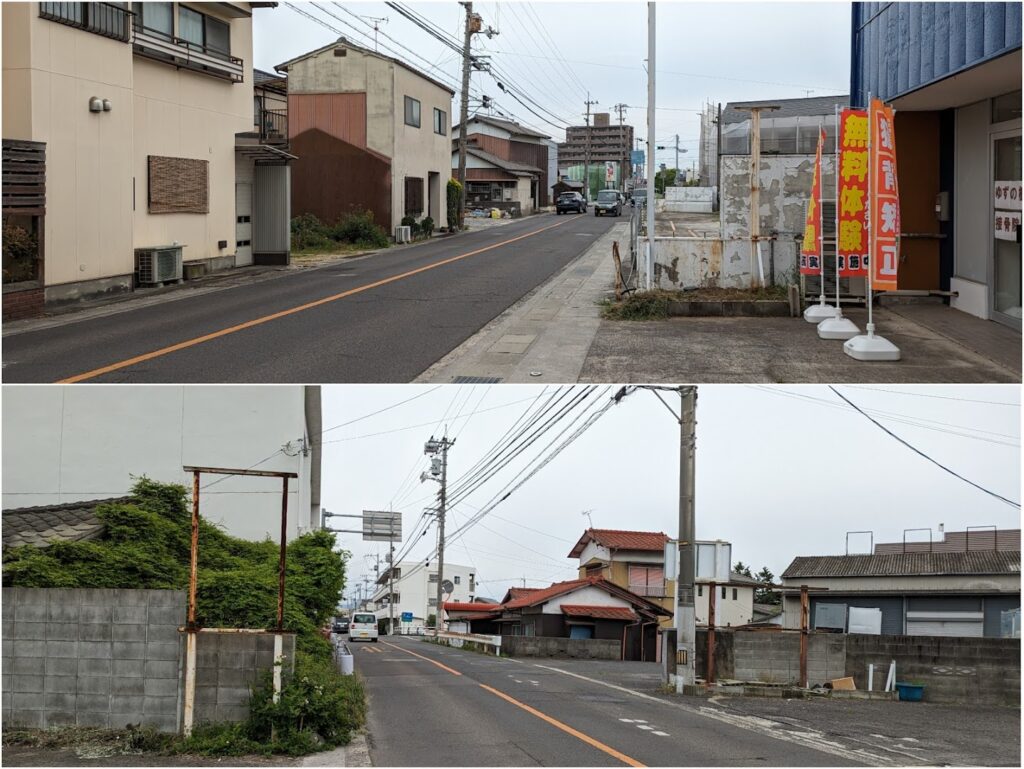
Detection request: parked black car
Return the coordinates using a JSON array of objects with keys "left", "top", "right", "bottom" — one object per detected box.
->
[
  {"left": 594, "top": 189, "right": 621, "bottom": 217},
  {"left": 556, "top": 192, "right": 587, "bottom": 214},
  {"left": 332, "top": 618, "right": 350, "bottom": 634}
]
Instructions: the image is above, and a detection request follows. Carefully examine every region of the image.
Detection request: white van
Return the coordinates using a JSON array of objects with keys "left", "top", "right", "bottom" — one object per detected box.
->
[{"left": 350, "top": 612, "right": 379, "bottom": 642}]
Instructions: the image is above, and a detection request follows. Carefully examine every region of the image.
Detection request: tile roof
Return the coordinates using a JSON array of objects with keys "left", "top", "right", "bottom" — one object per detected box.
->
[
  {"left": 504, "top": 578, "right": 593, "bottom": 609},
  {"left": 462, "top": 146, "right": 543, "bottom": 176},
  {"left": 561, "top": 604, "right": 638, "bottom": 621},
  {"left": 782, "top": 551, "right": 1021, "bottom": 580},
  {"left": 506, "top": 587, "right": 541, "bottom": 600},
  {"left": 459, "top": 115, "right": 550, "bottom": 139},
  {"left": 729, "top": 571, "right": 765, "bottom": 586},
  {"left": 568, "top": 528, "right": 669, "bottom": 558},
  {"left": 722, "top": 94, "right": 850, "bottom": 124},
  {"left": 461, "top": 611, "right": 501, "bottom": 621},
  {"left": 2, "top": 498, "right": 129, "bottom": 549},
  {"left": 444, "top": 601, "right": 502, "bottom": 612}
]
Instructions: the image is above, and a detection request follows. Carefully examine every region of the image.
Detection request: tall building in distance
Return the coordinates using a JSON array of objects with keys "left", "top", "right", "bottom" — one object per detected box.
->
[{"left": 557, "top": 112, "right": 634, "bottom": 191}]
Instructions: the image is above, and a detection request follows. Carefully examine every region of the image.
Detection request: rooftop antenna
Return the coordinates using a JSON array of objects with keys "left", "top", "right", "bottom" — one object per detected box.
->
[
  {"left": 581, "top": 509, "right": 594, "bottom": 529},
  {"left": 361, "top": 15, "right": 388, "bottom": 52}
]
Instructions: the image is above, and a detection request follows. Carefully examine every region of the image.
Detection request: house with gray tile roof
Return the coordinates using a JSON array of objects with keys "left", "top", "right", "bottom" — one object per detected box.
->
[{"left": 2, "top": 497, "right": 128, "bottom": 550}]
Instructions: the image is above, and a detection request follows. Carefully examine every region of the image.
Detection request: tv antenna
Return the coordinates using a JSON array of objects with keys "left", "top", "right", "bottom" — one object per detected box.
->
[
  {"left": 581, "top": 509, "right": 594, "bottom": 529},
  {"left": 362, "top": 15, "right": 388, "bottom": 52}
]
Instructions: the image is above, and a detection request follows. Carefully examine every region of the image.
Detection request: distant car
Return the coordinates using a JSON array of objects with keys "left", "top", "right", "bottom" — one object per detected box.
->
[
  {"left": 556, "top": 192, "right": 587, "bottom": 214},
  {"left": 594, "top": 189, "right": 621, "bottom": 217},
  {"left": 349, "top": 612, "right": 379, "bottom": 642},
  {"left": 332, "top": 618, "right": 350, "bottom": 634}
]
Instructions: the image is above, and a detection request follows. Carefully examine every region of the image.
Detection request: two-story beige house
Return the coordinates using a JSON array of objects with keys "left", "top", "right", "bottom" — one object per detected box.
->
[
  {"left": 277, "top": 37, "right": 454, "bottom": 236},
  {"left": 2, "top": 1, "right": 289, "bottom": 318}
]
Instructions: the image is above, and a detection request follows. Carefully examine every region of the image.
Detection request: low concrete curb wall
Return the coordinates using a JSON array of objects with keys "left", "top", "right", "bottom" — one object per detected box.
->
[
  {"left": 666, "top": 299, "right": 790, "bottom": 317},
  {"left": 500, "top": 636, "right": 620, "bottom": 660}
]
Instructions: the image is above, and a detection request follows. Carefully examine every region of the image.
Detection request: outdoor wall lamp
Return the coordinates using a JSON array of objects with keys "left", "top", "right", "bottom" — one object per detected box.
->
[
  {"left": 89, "top": 96, "right": 103, "bottom": 113},
  {"left": 102, "top": 99, "right": 112, "bottom": 112}
]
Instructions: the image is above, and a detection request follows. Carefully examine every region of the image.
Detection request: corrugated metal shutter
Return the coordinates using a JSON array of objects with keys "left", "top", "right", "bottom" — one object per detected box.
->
[
  {"left": 254, "top": 165, "right": 291, "bottom": 255},
  {"left": 906, "top": 619, "right": 983, "bottom": 637}
]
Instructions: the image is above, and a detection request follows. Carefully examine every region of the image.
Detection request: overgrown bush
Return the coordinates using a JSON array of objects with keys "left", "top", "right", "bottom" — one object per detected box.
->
[
  {"left": 447, "top": 177, "right": 462, "bottom": 228},
  {"left": 290, "top": 213, "right": 332, "bottom": 251},
  {"left": 400, "top": 214, "right": 421, "bottom": 237},
  {"left": 420, "top": 216, "right": 435, "bottom": 238},
  {"left": 331, "top": 210, "right": 389, "bottom": 248},
  {"left": 601, "top": 290, "right": 672, "bottom": 320},
  {"left": 2, "top": 221, "right": 40, "bottom": 283}
]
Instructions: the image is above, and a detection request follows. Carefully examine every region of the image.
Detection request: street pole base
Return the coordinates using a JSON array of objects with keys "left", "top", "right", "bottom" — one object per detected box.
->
[
  {"left": 817, "top": 314, "right": 860, "bottom": 340},
  {"left": 843, "top": 333, "right": 901, "bottom": 361},
  {"left": 803, "top": 301, "right": 837, "bottom": 323}
]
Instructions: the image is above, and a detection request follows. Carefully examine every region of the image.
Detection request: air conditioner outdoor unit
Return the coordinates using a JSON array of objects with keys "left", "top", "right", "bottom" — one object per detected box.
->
[
  {"left": 394, "top": 225, "right": 412, "bottom": 244},
  {"left": 135, "top": 246, "right": 183, "bottom": 285}
]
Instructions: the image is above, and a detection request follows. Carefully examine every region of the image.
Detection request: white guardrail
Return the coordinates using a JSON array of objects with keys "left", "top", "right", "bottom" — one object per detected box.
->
[{"left": 431, "top": 631, "right": 502, "bottom": 655}]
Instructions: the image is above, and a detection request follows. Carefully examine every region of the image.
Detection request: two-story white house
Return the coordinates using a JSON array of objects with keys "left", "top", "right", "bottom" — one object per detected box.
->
[{"left": 371, "top": 560, "right": 476, "bottom": 632}]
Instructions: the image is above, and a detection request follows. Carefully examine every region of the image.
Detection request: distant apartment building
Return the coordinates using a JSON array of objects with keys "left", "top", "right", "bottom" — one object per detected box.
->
[
  {"left": 1, "top": 1, "right": 291, "bottom": 319},
  {"left": 453, "top": 115, "right": 551, "bottom": 215},
  {"left": 278, "top": 37, "right": 453, "bottom": 236},
  {"left": 372, "top": 560, "right": 476, "bottom": 631},
  {"left": 1, "top": 385, "right": 322, "bottom": 543},
  {"left": 557, "top": 112, "right": 633, "bottom": 196}
]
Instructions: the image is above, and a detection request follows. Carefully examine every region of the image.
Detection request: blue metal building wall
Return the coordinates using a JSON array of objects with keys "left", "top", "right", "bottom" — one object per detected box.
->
[{"left": 850, "top": 2, "right": 1023, "bottom": 107}]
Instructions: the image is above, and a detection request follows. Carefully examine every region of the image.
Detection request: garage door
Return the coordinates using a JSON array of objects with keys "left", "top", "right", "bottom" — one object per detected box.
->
[
  {"left": 235, "top": 182, "right": 253, "bottom": 267},
  {"left": 906, "top": 613, "right": 984, "bottom": 637}
]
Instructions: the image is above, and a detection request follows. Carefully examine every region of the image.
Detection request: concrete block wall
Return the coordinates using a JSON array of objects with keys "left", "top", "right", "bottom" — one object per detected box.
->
[
  {"left": 696, "top": 630, "right": 846, "bottom": 686},
  {"left": 2, "top": 587, "right": 185, "bottom": 732},
  {"left": 844, "top": 634, "right": 1021, "bottom": 706},
  {"left": 500, "top": 636, "right": 620, "bottom": 660},
  {"left": 192, "top": 632, "right": 296, "bottom": 725}
]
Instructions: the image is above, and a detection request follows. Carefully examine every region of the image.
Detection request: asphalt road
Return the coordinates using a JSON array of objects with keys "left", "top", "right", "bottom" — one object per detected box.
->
[
  {"left": 2, "top": 213, "right": 617, "bottom": 384},
  {"left": 354, "top": 636, "right": 867, "bottom": 767}
]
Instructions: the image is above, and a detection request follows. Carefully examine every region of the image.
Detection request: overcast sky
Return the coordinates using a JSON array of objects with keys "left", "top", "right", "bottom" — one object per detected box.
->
[
  {"left": 320, "top": 385, "right": 1021, "bottom": 603},
  {"left": 253, "top": 1, "right": 851, "bottom": 170}
]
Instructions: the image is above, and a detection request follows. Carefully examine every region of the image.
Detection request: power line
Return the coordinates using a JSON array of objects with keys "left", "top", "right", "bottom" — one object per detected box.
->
[
  {"left": 315, "top": 386, "right": 443, "bottom": 443},
  {"left": 828, "top": 387, "right": 1020, "bottom": 509},
  {"left": 843, "top": 385, "right": 1021, "bottom": 408}
]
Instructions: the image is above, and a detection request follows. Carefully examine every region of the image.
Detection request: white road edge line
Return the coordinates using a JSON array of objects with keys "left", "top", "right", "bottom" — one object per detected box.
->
[{"left": 531, "top": 664, "right": 898, "bottom": 767}]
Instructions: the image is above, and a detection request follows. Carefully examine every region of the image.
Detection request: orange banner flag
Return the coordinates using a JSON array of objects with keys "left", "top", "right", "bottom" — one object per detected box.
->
[
  {"left": 870, "top": 98, "right": 900, "bottom": 291},
  {"left": 799, "top": 127, "right": 826, "bottom": 276}
]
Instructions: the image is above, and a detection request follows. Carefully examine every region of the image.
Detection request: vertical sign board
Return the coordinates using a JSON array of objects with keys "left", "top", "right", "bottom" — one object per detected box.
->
[
  {"left": 994, "top": 180, "right": 1022, "bottom": 241},
  {"left": 605, "top": 161, "right": 615, "bottom": 183},
  {"left": 837, "top": 109, "right": 869, "bottom": 278},
  {"left": 870, "top": 99, "right": 900, "bottom": 291},
  {"left": 799, "top": 127, "right": 826, "bottom": 275}
]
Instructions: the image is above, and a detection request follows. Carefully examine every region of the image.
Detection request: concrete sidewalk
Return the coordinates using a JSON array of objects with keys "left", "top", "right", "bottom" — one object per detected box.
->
[{"left": 417, "top": 220, "right": 626, "bottom": 383}]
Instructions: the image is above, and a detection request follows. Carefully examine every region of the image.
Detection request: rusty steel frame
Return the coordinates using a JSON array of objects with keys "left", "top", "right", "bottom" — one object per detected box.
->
[
  {"left": 181, "top": 465, "right": 299, "bottom": 735},
  {"left": 799, "top": 584, "right": 810, "bottom": 689}
]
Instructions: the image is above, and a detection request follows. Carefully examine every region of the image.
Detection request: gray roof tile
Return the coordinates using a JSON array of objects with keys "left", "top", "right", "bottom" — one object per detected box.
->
[
  {"left": 782, "top": 551, "right": 1020, "bottom": 579},
  {"left": 722, "top": 94, "right": 850, "bottom": 124},
  {"left": 2, "top": 497, "right": 129, "bottom": 549}
]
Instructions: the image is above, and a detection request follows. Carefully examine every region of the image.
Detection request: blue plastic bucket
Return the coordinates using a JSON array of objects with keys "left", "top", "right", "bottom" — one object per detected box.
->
[{"left": 895, "top": 682, "right": 924, "bottom": 702}]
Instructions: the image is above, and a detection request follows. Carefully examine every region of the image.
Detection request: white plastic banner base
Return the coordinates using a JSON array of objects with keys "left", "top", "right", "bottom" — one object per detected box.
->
[
  {"left": 818, "top": 312, "right": 860, "bottom": 340},
  {"left": 844, "top": 326, "right": 901, "bottom": 361},
  {"left": 803, "top": 300, "right": 838, "bottom": 323}
]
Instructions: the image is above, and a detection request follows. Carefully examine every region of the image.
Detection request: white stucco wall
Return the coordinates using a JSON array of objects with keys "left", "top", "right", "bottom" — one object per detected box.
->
[
  {"left": 696, "top": 584, "right": 754, "bottom": 627},
  {"left": 542, "top": 586, "right": 633, "bottom": 614},
  {"left": 2, "top": 385, "right": 318, "bottom": 542},
  {"left": 372, "top": 561, "right": 476, "bottom": 627}
]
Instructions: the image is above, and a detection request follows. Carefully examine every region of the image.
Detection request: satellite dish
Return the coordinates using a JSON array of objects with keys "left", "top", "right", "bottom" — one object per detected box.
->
[{"left": 441, "top": 579, "right": 455, "bottom": 594}]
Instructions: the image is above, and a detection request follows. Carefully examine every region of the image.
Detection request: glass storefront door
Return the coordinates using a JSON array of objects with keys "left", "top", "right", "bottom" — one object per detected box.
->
[{"left": 992, "top": 132, "right": 1022, "bottom": 329}]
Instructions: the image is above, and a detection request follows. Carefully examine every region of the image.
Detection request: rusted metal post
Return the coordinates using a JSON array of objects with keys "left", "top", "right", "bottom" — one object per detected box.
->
[
  {"left": 612, "top": 241, "right": 623, "bottom": 300},
  {"left": 799, "top": 584, "right": 809, "bottom": 688},
  {"left": 183, "top": 470, "right": 200, "bottom": 736},
  {"left": 706, "top": 581, "right": 716, "bottom": 686}
]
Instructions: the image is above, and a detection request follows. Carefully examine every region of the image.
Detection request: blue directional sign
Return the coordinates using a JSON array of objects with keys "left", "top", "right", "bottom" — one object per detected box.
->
[
  {"left": 630, "top": 150, "right": 645, "bottom": 166},
  {"left": 401, "top": 612, "right": 413, "bottom": 622}
]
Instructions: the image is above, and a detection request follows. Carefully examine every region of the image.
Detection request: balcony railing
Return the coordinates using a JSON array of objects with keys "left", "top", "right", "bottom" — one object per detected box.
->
[
  {"left": 629, "top": 583, "right": 667, "bottom": 598},
  {"left": 256, "top": 107, "right": 288, "bottom": 145},
  {"left": 132, "top": 23, "right": 243, "bottom": 83},
  {"left": 39, "top": 2, "right": 133, "bottom": 42}
]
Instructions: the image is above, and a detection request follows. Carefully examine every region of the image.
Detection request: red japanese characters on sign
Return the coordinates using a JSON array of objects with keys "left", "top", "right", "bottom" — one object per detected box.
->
[
  {"left": 994, "top": 210, "right": 1022, "bottom": 242},
  {"left": 799, "top": 127, "right": 826, "bottom": 276},
  {"left": 837, "top": 109, "right": 869, "bottom": 278},
  {"left": 994, "top": 180, "right": 1022, "bottom": 212},
  {"left": 870, "top": 98, "right": 899, "bottom": 291}
]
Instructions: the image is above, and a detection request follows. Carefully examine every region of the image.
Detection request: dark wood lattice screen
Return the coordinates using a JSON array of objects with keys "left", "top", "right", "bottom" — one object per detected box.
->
[{"left": 148, "top": 155, "right": 209, "bottom": 214}]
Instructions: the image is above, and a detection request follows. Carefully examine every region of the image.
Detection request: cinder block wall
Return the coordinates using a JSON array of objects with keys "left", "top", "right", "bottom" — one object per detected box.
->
[
  {"left": 500, "top": 636, "right": 620, "bottom": 660},
  {"left": 844, "top": 634, "right": 1021, "bottom": 706},
  {"left": 193, "top": 632, "right": 296, "bottom": 725},
  {"left": 697, "top": 630, "right": 846, "bottom": 686},
  {"left": 2, "top": 587, "right": 186, "bottom": 732}
]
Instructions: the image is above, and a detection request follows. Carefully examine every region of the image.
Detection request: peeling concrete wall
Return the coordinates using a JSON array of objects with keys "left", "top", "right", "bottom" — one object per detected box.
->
[
  {"left": 650, "top": 238, "right": 724, "bottom": 289},
  {"left": 720, "top": 154, "right": 837, "bottom": 287},
  {"left": 663, "top": 187, "right": 715, "bottom": 213}
]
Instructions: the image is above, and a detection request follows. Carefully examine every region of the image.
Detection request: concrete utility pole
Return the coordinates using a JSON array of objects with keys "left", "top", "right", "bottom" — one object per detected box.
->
[
  {"left": 645, "top": 1, "right": 656, "bottom": 290},
  {"left": 388, "top": 510, "right": 396, "bottom": 636},
  {"left": 583, "top": 93, "right": 599, "bottom": 202},
  {"left": 676, "top": 386, "right": 697, "bottom": 692},
  {"left": 456, "top": 3, "right": 478, "bottom": 230},
  {"left": 424, "top": 436, "right": 454, "bottom": 634}
]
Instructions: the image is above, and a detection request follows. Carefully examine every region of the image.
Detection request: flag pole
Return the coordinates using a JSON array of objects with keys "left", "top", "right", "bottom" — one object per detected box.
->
[
  {"left": 844, "top": 93, "right": 901, "bottom": 360},
  {"left": 818, "top": 102, "right": 860, "bottom": 339},
  {"left": 803, "top": 120, "right": 837, "bottom": 322}
]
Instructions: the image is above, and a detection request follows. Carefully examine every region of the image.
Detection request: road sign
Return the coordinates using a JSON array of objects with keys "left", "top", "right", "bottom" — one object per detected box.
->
[
  {"left": 362, "top": 510, "right": 402, "bottom": 542},
  {"left": 631, "top": 150, "right": 645, "bottom": 166},
  {"left": 441, "top": 579, "right": 455, "bottom": 594},
  {"left": 401, "top": 612, "right": 413, "bottom": 622}
]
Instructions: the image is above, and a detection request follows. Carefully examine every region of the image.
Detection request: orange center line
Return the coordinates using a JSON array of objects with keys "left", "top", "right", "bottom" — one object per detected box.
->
[
  {"left": 378, "top": 640, "right": 463, "bottom": 675},
  {"left": 478, "top": 684, "right": 646, "bottom": 768},
  {"left": 56, "top": 217, "right": 575, "bottom": 383}
]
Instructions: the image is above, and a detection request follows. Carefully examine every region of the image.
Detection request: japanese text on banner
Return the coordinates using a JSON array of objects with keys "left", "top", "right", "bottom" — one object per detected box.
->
[
  {"left": 837, "top": 109, "right": 869, "bottom": 277},
  {"left": 870, "top": 99, "right": 900, "bottom": 291},
  {"left": 799, "top": 127, "right": 826, "bottom": 275}
]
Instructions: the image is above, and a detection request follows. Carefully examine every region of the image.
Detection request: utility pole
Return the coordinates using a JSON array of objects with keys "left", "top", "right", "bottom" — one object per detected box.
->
[
  {"left": 423, "top": 435, "right": 454, "bottom": 634},
  {"left": 388, "top": 509, "right": 396, "bottom": 636},
  {"left": 584, "top": 93, "right": 599, "bottom": 202},
  {"left": 614, "top": 103, "right": 629, "bottom": 189},
  {"left": 676, "top": 386, "right": 697, "bottom": 692},
  {"left": 736, "top": 105, "right": 778, "bottom": 288},
  {"left": 675, "top": 134, "right": 680, "bottom": 179},
  {"left": 645, "top": 1, "right": 656, "bottom": 290},
  {"left": 455, "top": 4, "right": 497, "bottom": 230}
]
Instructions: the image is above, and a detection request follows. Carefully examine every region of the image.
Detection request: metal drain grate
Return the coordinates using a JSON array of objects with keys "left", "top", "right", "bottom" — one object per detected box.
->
[{"left": 451, "top": 376, "right": 503, "bottom": 384}]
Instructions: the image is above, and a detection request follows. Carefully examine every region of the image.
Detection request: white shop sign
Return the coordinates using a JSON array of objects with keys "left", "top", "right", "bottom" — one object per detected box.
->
[
  {"left": 994, "top": 210, "right": 1021, "bottom": 242},
  {"left": 994, "top": 180, "right": 1022, "bottom": 211}
]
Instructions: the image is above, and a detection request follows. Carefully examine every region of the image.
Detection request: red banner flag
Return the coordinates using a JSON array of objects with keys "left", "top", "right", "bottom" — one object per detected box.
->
[
  {"left": 799, "top": 127, "right": 826, "bottom": 276},
  {"left": 837, "top": 109, "right": 869, "bottom": 278},
  {"left": 870, "top": 98, "right": 900, "bottom": 291}
]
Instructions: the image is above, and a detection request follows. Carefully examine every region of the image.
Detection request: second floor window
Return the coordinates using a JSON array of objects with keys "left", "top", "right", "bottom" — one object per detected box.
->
[
  {"left": 179, "top": 5, "right": 230, "bottom": 56},
  {"left": 454, "top": 575, "right": 460, "bottom": 585},
  {"left": 405, "top": 96, "right": 421, "bottom": 128},
  {"left": 434, "top": 108, "right": 447, "bottom": 135},
  {"left": 628, "top": 565, "right": 665, "bottom": 597},
  {"left": 137, "top": 1, "right": 172, "bottom": 36}
]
